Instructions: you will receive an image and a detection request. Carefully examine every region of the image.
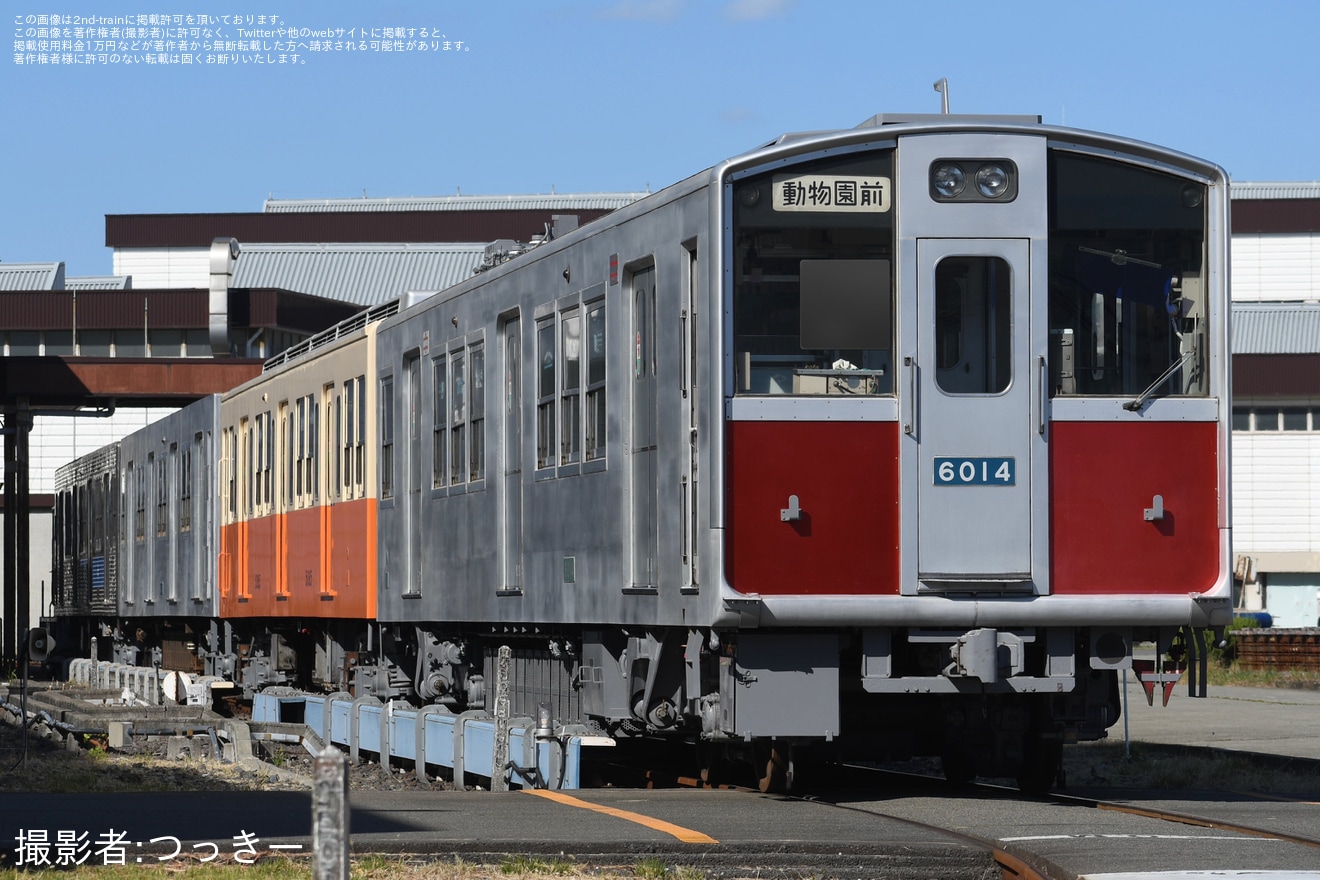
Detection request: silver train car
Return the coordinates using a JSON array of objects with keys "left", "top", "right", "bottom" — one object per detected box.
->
[
  {"left": 49, "top": 113, "right": 1233, "bottom": 791},
  {"left": 367, "top": 113, "right": 1232, "bottom": 789},
  {"left": 52, "top": 395, "right": 220, "bottom": 670}
]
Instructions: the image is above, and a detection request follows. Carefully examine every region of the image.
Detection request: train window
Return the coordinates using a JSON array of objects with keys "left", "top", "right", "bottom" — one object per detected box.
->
[
  {"left": 323, "top": 389, "right": 334, "bottom": 501},
  {"left": 451, "top": 350, "right": 467, "bottom": 485},
  {"left": 343, "top": 379, "right": 355, "bottom": 494},
  {"left": 265, "top": 411, "right": 274, "bottom": 510},
  {"left": 355, "top": 376, "right": 366, "bottom": 493},
  {"left": 537, "top": 319, "right": 555, "bottom": 469},
  {"left": 585, "top": 302, "right": 606, "bottom": 461},
  {"left": 156, "top": 454, "right": 168, "bottom": 537},
  {"left": 731, "top": 149, "right": 896, "bottom": 396},
  {"left": 934, "top": 257, "right": 1011, "bottom": 394},
  {"left": 180, "top": 443, "right": 192, "bottom": 532},
  {"left": 1048, "top": 151, "right": 1208, "bottom": 398},
  {"left": 309, "top": 394, "right": 319, "bottom": 502},
  {"left": 561, "top": 309, "right": 582, "bottom": 464},
  {"left": 135, "top": 462, "right": 146, "bottom": 541},
  {"left": 433, "top": 357, "right": 447, "bottom": 488},
  {"left": 92, "top": 477, "right": 104, "bottom": 554},
  {"left": 333, "top": 392, "right": 342, "bottom": 499},
  {"left": 380, "top": 375, "right": 395, "bottom": 499},
  {"left": 280, "top": 403, "right": 291, "bottom": 508},
  {"left": 296, "top": 399, "right": 306, "bottom": 499},
  {"left": 470, "top": 344, "right": 485, "bottom": 481}
]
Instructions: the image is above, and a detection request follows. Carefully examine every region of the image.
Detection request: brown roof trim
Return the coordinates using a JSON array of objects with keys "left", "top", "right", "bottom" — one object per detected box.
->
[
  {"left": 105, "top": 210, "right": 614, "bottom": 248},
  {"left": 1233, "top": 353, "right": 1320, "bottom": 397},
  {"left": 1231, "top": 199, "right": 1320, "bottom": 234},
  {"left": 0, "top": 290, "right": 208, "bottom": 330},
  {"left": 0, "top": 494, "right": 54, "bottom": 511},
  {"left": 0, "top": 357, "right": 263, "bottom": 407}
]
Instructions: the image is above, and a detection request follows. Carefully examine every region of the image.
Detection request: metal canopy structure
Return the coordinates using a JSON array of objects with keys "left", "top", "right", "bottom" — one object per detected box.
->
[{"left": 0, "top": 357, "right": 263, "bottom": 674}]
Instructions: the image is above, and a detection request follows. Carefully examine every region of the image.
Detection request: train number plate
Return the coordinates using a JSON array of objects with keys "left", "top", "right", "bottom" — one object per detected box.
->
[{"left": 934, "top": 457, "right": 1016, "bottom": 486}]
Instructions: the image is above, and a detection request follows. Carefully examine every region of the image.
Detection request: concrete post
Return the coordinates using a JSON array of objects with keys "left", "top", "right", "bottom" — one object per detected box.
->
[
  {"left": 490, "top": 645, "right": 511, "bottom": 792},
  {"left": 312, "top": 746, "right": 349, "bottom": 880}
]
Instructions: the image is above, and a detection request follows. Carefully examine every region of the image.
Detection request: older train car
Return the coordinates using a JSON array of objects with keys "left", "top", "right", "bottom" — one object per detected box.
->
[
  {"left": 51, "top": 396, "right": 220, "bottom": 670},
  {"left": 369, "top": 113, "right": 1232, "bottom": 790},
  {"left": 216, "top": 306, "right": 388, "bottom": 693}
]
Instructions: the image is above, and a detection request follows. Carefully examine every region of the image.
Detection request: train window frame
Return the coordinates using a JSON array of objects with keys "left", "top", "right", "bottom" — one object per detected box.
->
[
  {"left": 380, "top": 373, "right": 395, "bottom": 501},
  {"left": 1046, "top": 150, "right": 1209, "bottom": 401},
  {"left": 432, "top": 355, "right": 447, "bottom": 492},
  {"left": 728, "top": 148, "right": 898, "bottom": 399},
  {"left": 535, "top": 315, "right": 556, "bottom": 472},
  {"left": 469, "top": 341, "right": 486, "bottom": 483},
  {"left": 560, "top": 306, "right": 582, "bottom": 466},
  {"left": 180, "top": 442, "right": 192, "bottom": 532},
  {"left": 584, "top": 296, "right": 607, "bottom": 466},
  {"left": 450, "top": 347, "right": 467, "bottom": 486}
]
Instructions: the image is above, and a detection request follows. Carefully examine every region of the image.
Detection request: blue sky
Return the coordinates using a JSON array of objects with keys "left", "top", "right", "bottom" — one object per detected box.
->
[{"left": 5, "top": 0, "right": 1318, "bottom": 277}]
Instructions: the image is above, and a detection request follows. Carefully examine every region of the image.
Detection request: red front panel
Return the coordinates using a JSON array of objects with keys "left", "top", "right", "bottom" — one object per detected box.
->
[
  {"left": 1050, "top": 421, "right": 1221, "bottom": 595},
  {"left": 726, "top": 421, "right": 900, "bottom": 596}
]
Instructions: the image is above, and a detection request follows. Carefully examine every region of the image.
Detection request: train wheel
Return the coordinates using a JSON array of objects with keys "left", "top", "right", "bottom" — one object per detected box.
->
[
  {"left": 1016, "top": 734, "right": 1062, "bottom": 795},
  {"left": 940, "top": 750, "right": 977, "bottom": 785}
]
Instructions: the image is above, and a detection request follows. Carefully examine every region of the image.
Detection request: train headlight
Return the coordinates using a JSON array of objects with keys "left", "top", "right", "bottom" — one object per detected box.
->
[
  {"left": 975, "top": 163, "right": 1011, "bottom": 199},
  {"left": 930, "top": 159, "right": 1017, "bottom": 202},
  {"left": 931, "top": 163, "right": 966, "bottom": 198}
]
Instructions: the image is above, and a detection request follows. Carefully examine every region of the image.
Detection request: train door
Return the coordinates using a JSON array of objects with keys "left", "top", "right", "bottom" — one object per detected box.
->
[
  {"left": 502, "top": 316, "right": 523, "bottom": 590},
  {"left": 909, "top": 239, "right": 1044, "bottom": 592},
  {"left": 404, "top": 353, "right": 423, "bottom": 595},
  {"left": 631, "top": 266, "right": 659, "bottom": 590}
]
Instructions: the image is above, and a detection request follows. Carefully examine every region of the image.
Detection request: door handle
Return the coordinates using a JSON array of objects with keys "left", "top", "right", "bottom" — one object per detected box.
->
[{"left": 902, "top": 356, "right": 917, "bottom": 436}]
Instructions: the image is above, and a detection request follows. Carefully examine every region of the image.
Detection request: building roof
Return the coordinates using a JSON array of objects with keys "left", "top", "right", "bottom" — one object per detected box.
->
[
  {"left": 229, "top": 242, "right": 488, "bottom": 306},
  {"left": 262, "top": 192, "right": 648, "bottom": 213},
  {"left": 1231, "top": 182, "right": 1320, "bottom": 200},
  {"left": 66, "top": 275, "right": 131, "bottom": 290},
  {"left": 106, "top": 208, "right": 621, "bottom": 248},
  {"left": 1232, "top": 301, "right": 1320, "bottom": 355},
  {"left": 0, "top": 262, "right": 64, "bottom": 290}
]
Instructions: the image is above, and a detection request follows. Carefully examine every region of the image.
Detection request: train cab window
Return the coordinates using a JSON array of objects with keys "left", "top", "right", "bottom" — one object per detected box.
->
[
  {"left": 1048, "top": 151, "right": 1208, "bottom": 399},
  {"left": 934, "top": 257, "right": 1011, "bottom": 394},
  {"left": 731, "top": 149, "right": 896, "bottom": 396}
]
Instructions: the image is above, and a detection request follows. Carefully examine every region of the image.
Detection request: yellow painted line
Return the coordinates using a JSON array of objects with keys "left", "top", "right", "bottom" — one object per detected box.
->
[{"left": 524, "top": 789, "right": 719, "bottom": 844}]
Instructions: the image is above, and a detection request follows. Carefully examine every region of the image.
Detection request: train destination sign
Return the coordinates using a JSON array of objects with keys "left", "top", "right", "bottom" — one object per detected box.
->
[
  {"left": 934, "top": 457, "right": 1016, "bottom": 486},
  {"left": 773, "top": 174, "right": 891, "bottom": 212}
]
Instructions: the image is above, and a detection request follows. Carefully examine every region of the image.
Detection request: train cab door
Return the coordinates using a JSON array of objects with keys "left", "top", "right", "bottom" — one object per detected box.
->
[{"left": 906, "top": 238, "right": 1046, "bottom": 594}]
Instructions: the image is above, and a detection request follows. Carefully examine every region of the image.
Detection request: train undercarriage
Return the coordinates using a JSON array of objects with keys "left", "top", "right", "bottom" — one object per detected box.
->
[{"left": 47, "top": 615, "right": 1210, "bottom": 792}]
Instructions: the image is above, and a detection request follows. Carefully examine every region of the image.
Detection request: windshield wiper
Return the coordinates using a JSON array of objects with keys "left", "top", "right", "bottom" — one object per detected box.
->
[{"left": 1124, "top": 345, "right": 1196, "bottom": 411}]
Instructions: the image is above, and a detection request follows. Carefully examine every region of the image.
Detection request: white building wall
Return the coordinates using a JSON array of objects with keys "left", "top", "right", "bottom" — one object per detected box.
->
[
  {"left": 14, "top": 407, "right": 181, "bottom": 495},
  {"left": 0, "top": 510, "right": 53, "bottom": 628},
  {"left": 1231, "top": 234, "right": 1320, "bottom": 302},
  {"left": 1230, "top": 431, "right": 1320, "bottom": 554},
  {"left": 112, "top": 247, "right": 211, "bottom": 289}
]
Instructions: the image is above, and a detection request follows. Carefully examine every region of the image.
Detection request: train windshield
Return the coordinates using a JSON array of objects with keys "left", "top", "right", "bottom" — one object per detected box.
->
[
  {"left": 1047, "top": 151, "right": 1208, "bottom": 399},
  {"left": 731, "top": 150, "right": 896, "bottom": 396}
]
